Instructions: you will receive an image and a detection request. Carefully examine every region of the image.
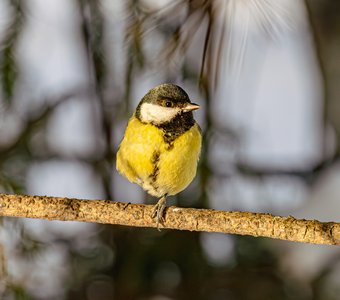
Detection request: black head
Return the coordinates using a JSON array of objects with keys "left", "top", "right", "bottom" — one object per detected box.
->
[{"left": 135, "top": 83, "right": 199, "bottom": 125}]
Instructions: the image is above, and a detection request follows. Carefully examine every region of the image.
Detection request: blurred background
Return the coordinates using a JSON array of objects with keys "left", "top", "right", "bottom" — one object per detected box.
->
[{"left": 0, "top": 0, "right": 339, "bottom": 299}]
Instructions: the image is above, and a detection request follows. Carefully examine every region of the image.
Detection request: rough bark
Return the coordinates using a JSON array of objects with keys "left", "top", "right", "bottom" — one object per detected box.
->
[{"left": 0, "top": 193, "right": 339, "bottom": 245}]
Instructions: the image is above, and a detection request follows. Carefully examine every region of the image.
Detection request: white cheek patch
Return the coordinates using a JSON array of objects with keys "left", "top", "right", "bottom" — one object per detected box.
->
[{"left": 140, "top": 102, "right": 181, "bottom": 124}]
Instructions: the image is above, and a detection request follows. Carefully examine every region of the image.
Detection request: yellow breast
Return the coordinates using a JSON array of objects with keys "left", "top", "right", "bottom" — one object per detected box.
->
[{"left": 116, "top": 116, "right": 201, "bottom": 197}]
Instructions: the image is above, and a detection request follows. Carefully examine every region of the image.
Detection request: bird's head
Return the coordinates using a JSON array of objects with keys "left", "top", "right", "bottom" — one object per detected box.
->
[{"left": 136, "top": 84, "right": 200, "bottom": 125}]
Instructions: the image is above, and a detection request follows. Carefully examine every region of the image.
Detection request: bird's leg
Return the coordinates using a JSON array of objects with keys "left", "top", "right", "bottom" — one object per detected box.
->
[{"left": 151, "top": 195, "right": 167, "bottom": 229}]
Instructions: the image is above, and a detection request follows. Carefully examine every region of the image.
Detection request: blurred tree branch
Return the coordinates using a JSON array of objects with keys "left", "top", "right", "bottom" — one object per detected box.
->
[{"left": 0, "top": 193, "right": 338, "bottom": 245}]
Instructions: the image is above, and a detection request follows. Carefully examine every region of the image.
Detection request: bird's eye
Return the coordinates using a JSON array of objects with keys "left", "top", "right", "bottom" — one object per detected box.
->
[{"left": 165, "top": 101, "right": 172, "bottom": 107}]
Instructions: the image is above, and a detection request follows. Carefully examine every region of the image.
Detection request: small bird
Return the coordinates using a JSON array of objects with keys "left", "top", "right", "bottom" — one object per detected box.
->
[{"left": 116, "top": 83, "right": 202, "bottom": 227}]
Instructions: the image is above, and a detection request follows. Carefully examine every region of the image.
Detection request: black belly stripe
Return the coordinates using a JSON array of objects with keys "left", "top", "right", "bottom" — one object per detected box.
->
[
  {"left": 134, "top": 111, "right": 197, "bottom": 193},
  {"left": 149, "top": 150, "right": 160, "bottom": 191},
  {"left": 148, "top": 114, "right": 196, "bottom": 189}
]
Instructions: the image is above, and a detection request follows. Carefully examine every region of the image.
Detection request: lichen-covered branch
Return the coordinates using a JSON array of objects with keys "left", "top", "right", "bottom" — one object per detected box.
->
[{"left": 0, "top": 193, "right": 339, "bottom": 245}]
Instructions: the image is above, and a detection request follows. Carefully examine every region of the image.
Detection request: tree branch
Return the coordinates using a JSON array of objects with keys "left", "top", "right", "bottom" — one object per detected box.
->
[{"left": 0, "top": 193, "right": 339, "bottom": 245}]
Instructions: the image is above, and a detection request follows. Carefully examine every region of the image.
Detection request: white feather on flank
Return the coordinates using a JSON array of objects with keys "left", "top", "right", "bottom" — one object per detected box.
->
[{"left": 139, "top": 102, "right": 181, "bottom": 125}]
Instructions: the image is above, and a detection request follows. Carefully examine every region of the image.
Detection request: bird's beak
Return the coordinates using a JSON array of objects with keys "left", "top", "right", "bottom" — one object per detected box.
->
[{"left": 182, "top": 103, "right": 200, "bottom": 113}]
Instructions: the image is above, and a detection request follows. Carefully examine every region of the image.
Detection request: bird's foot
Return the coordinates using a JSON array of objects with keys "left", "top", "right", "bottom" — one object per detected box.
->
[{"left": 151, "top": 196, "right": 167, "bottom": 230}]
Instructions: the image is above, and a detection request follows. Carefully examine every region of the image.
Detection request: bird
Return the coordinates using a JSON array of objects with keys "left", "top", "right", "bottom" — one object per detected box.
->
[{"left": 116, "top": 83, "right": 202, "bottom": 227}]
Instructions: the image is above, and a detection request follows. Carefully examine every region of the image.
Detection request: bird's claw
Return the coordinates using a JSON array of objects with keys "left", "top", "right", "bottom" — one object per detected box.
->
[{"left": 151, "top": 196, "right": 167, "bottom": 230}]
